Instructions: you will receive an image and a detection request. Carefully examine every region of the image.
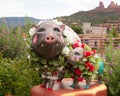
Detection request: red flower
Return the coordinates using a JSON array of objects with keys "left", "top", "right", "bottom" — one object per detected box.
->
[
  {"left": 85, "top": 61, "right": 91, "bottom": 69},
  {"left": 81, "top": 44, "right": 85, "bottom": 48},
  {"left": 71, "top": 76, "right": 74, "bottom": 79},
  {"left": 75, "top": 68, "right": 82, "bottom": 75},
  {"left": 22, "top": 33, "right": 27, "bottom": 39},
  {"left": 85, "top": 62, "right": 95, "bottom": 72},
  {"left": 91, "top": 50, "right": 96, "bottom": 54},
  {"left": 84, "top": 51, "right": 92, "bottom": 57},
  {"left": 77, "top": 77, "right": 84, "bottom": 81},
  {"left": 72, "top": 42, "right": 79, "bottom": 49},
  {"left": 52, "top": 71, "right": 58, "bottom": 75},
  {"left": 89, "top": 65, "right": 95, "bottom": 72}
]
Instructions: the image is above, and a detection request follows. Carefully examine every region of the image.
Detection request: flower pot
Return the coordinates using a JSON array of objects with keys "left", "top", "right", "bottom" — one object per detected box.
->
[{"left": 31, "top": 78, "right": 107, "bottom": 96}]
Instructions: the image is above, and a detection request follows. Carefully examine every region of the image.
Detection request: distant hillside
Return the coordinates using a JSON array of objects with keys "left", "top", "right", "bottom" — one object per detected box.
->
[
  {"left": 0, "top": 17, "right": 41, "bottom": 28},
  {"left": 57, "top": 1, "right": 120, "bottom": 26}
]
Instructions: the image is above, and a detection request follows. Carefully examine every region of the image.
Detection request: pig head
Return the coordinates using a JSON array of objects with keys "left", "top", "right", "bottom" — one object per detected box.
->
[
  {"left": 67, "top": 47, "right": 84, "bottom": 65},
  {"left": 31, "top": 20, "right": 65, "bottom": 60}
]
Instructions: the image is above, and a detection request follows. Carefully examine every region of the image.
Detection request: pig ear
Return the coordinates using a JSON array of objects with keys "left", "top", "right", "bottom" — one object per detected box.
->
[
  {"left": 33, "top": 34, "right": 38, "bottom": 43},
  {"left": 60, "top": 25, "right": 65, "bottom": 32}
]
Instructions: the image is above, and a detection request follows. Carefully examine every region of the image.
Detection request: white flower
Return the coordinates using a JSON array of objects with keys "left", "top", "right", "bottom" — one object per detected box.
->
[
  {"left": 37, "top": 21, "right": 44, "bottom": 26},
  {"left": 57, "top": 66, "right": 64, "bottom": 71},
  {"left": 53, "top": 19, "right": 63, "bottom": 25},
  {"left": 29, "top": 27, "right": 36, "bottom": 36},
  {"left": 27, "top": 55, "right": 30, "bottom": 59},
  {"left": 62, "top": 46, "right": 70, "bottom": 56}
]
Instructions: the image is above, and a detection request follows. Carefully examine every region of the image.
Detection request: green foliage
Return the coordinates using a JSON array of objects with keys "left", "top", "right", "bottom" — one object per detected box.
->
[
  {"left": 70, "top": 25, "right": 84, "bottom": 34},
  {"left": 0, "top": 54, "right": 41, "bottom": 96},
  {"left": 107, "top": 27, "right": 119, "bottom": 37},
  {"left": 0, "top": 19, "right": 41, "bottom": 96},
  {"left": 0, "top": 26, "right": 26, "bottom": 59},
  {"left": 57, "top": 8, "right": 120, "bottom": 27},
  {"left": 104, "top": 33, "right": 120, "bottom": 96}
]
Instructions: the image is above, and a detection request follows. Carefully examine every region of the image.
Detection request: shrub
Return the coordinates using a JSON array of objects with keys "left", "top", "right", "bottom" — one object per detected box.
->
[
  {"left": 0, "top": 20, "right": 41, "bottom": 96},
  {"left": 104, "top": 32, "right": 120, "bottom": 96},
  {"left": 0, "top": 54, "right": 41, "bottom": 96},
  {"left": 70, "top": 25, "right": 84, "bottom": 34},
  {"left": 0, "top": 20, "right": 31, "bottom": 59}
]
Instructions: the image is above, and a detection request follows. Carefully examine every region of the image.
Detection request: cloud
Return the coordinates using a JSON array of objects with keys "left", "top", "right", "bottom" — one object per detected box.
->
[{"left": 0, "top": 0, "right": 120, "bottom": 19}]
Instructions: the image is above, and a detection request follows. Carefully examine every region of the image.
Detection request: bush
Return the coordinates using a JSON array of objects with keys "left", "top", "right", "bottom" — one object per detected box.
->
[
  {"left": 104, "top": 32, "right": 120, "bottom": 96},
  {"left": 0, "top": 20, "right": 41, "bottom": 96},
  {"left": 0, "top": 54, "right": 41, "bottom": 96},
  {"left": 70, "top": 25, "right": 84, "bottom": 34},
  {"left": 0, "top": 21, "right": 31, "bottom": 59}
]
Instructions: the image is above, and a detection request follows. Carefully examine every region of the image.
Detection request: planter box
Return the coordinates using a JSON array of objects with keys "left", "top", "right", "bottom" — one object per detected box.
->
[{"left": 31, "top": 78, "right": 107, "bottom": 96}]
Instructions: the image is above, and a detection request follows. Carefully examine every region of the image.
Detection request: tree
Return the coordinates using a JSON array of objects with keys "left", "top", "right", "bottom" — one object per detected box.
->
[{"left": 70, "top": 25, "right": 84, "bottom": 34}]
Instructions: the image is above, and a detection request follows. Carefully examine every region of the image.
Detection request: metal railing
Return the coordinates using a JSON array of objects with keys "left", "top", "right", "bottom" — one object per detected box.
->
[
  {"left": 81, "top": 38, "right": 120, "bottom": 49},
  {"left": 80, "top": 38, "right": 120, "bottom": 58}
]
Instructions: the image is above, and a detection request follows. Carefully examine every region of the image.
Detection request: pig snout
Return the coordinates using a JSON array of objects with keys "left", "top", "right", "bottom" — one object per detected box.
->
[{"left": 45, "top": 34, "right": 55, "bottom": 43}]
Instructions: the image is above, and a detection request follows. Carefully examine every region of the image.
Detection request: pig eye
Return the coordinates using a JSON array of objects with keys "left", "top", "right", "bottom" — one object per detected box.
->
[
  {"left": 53, "top": 27, "right": 60, "bottom": 32},
  {"left": 38, "top": 27, "right": 45, "bottom": 32},
  {"left": 75, "top": 52, "right": 80, "bottom": 56}
]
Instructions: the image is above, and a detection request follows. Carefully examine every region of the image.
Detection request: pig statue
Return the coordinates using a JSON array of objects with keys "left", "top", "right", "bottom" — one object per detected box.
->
[
  {"left": 31, "top": 20, "right": 65, "bottom": 91},
  {"left": 29, "top": 20, "right": 81, "bottom": 91},
  {"left": 66, "top": 45, "right": 104, "bottom": 89}
]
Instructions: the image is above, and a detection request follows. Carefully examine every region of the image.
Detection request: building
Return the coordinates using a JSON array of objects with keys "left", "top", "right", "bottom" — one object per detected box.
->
[
  {"left": 81, "top": 22, "right": 107, "bottom": 48},
  {"left": 82, "top": 22, "right": 107, "bottom": 35},
  {"left": 99, "top": 20, "right": 120, "bottom": 32}
]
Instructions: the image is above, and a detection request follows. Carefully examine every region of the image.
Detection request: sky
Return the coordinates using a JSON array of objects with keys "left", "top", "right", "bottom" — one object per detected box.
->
[{"left": 0, "top": 0, "right": 120, "bottom": 19}]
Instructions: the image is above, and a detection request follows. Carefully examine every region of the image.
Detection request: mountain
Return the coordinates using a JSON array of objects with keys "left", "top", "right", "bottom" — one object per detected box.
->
[
  {"left": 0, "top": 17, "right": 41, "bottom": 28},
  {"left": 57, "top": 1, "right": 120, "bottom": 26}
]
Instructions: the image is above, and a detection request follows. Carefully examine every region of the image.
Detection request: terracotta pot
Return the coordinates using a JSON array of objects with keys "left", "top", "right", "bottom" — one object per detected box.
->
[
  {"left": 31, "top": 78, "right": 107, "bottom": 96},
  {"left": 5, "top": 94, "right": 12, "bottom": 96}
]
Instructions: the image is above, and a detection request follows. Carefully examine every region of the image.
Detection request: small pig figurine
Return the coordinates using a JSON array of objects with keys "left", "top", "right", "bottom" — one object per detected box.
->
[{"left": 67, "top": 45, "right": 104, "bottom": 89}]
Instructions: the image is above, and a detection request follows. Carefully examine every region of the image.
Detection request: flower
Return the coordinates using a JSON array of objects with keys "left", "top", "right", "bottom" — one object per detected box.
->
[
  {"left": 72, "top": 40, "right": 84, "bottom": 49},
  {"left": 85, "top": 61, "right": 95, "bottom": 72},
  {"left": 74, "top": 68, "right": 82, "bottom": 75},
  {"left": 2, "top": 29, "right": 5, "bottom": 33},
  {"left": 22, "top": 33, "right": 27, "bottom": 40},
  {"left": 71, "top": 76, "right": 74, "bottom": 79},
  {"left": 27, "top": 55, "right": 30, "bottom": 59},
  {"left": 53, "top": 19, "right": 63, "bottom": 25},
  {"left": 52, "top": 71, "right": 58, "bottom": 75},
  {"left": 62, "top": 46, "right": 70, "bottom": 56},
  {"left": 29, "top": 27, "right": 36, "bottom": 36},
  {"left": 91, "top": 50, "right": 96, "bottom": 54},
  {"left": 77, "top": 77, "right": 84, "bottom": 81},
  {"left": 81, "top": 44, "right": 85, "bottom": 48},
  {"left": 84, "top": 51, "right": 92, "bottom": 57},
  {"left": 72, "top": 42, "right": 79, "bottom": 48},
  {"left": 85, "top": 61, "right": 91, "bottom": 69},
  {"left": 105, "top": 78, "right": 109, "bottom": 84},
  {"left": 108, "top": 69, "right": 113, "bottom": 75},
  {"left": 89, "top": 65, "right": 95, "bottom": 72}
]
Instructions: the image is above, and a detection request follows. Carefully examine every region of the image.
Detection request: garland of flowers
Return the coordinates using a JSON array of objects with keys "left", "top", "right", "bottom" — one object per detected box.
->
[{"left": 29, "top": 47, "right": 66, "bottom": 74}]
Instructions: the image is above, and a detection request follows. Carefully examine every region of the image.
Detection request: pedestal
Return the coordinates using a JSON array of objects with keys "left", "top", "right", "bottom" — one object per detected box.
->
[{"left": 31, "top": 78, "right": 107, "bottom": 96}]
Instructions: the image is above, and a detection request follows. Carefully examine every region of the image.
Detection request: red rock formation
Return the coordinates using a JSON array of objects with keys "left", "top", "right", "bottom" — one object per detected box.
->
[
  {"left": 95, "top": 1, "right": 120, "bottom": 10},
  {"left": 96, "top": 1, "right": 105, "bottom": 9},
  {"left": 99, "top": 1, "right": 105, "bottom": 9},
  {"left": 108, "top": 1, "right": 117, "bottom": 8}
]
